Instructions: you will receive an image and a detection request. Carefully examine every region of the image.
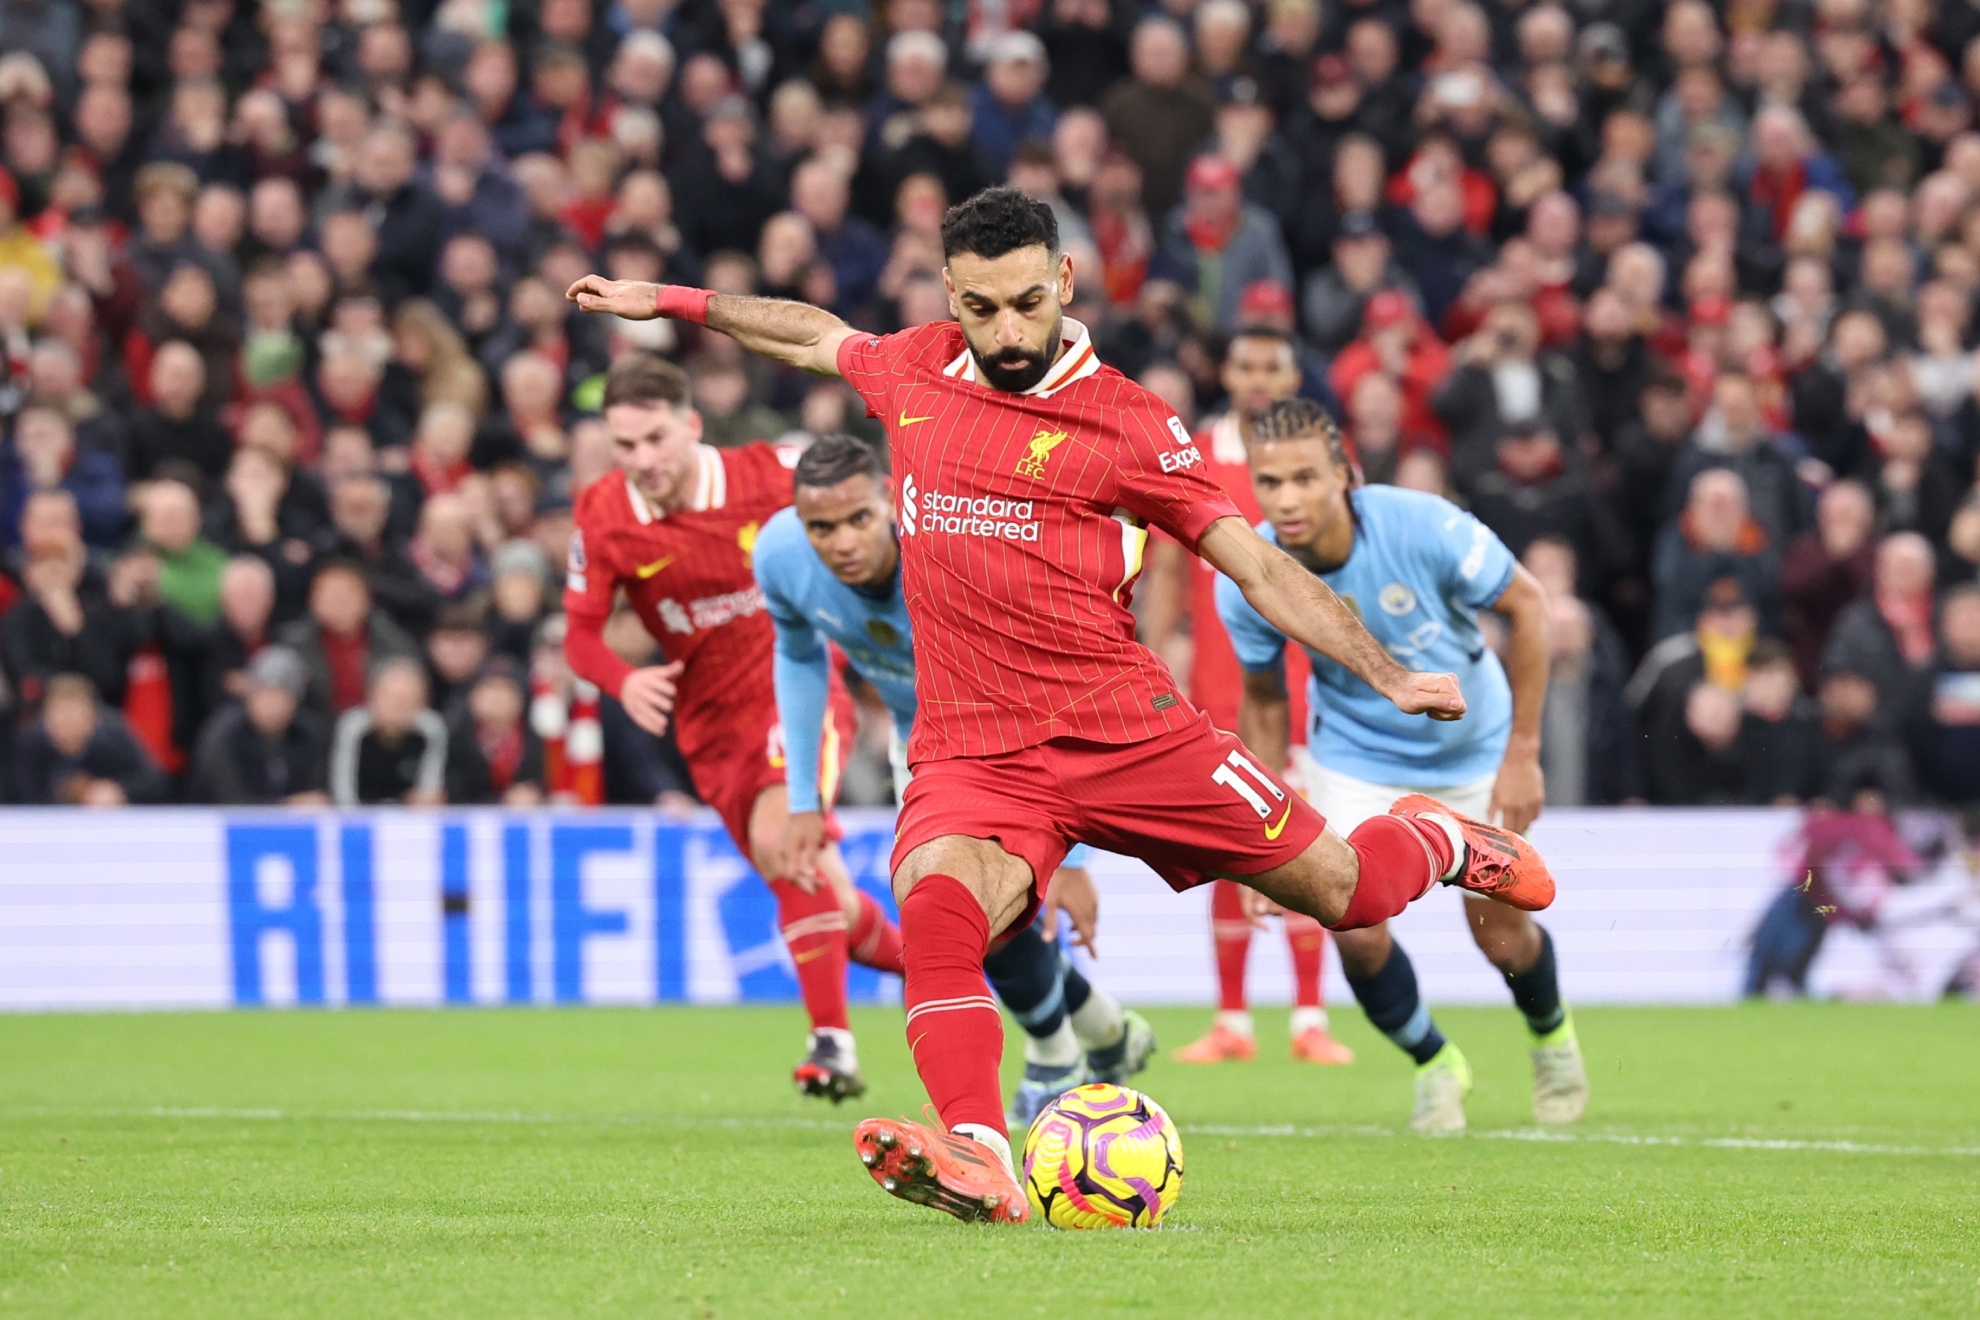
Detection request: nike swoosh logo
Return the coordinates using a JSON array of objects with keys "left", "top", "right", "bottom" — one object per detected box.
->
[
  {"left": 1264, "top": 800, "right": 1294, "bottom": 841},
  {"left": 634, "top": 557, "right": 675, "bottom": 579},
  {"left": 897, "top": 412, "right": 935, "bottom": 427}
]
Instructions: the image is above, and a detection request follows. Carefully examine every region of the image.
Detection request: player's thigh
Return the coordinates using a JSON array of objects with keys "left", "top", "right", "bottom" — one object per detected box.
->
[
  {"left": 895, "top": 833, "right": 1038, "bottom": 938},
  {"left": 745, "top": 782, "right": 789, "bottom": 873}
]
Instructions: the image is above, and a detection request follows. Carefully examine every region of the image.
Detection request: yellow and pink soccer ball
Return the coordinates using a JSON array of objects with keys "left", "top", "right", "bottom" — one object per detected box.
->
[{"left": 1021, "top": 1083, "right": 1184, "bottom": 1229}]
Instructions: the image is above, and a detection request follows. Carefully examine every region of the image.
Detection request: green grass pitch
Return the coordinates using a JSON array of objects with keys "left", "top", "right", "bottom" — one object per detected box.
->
[{"left": 2, "top": 1002, "right": 1976, "bottom": 1318}]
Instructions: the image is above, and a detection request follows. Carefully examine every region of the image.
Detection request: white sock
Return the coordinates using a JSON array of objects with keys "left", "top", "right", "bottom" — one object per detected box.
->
[
  {"left": 1214, "top": 1009, "right": 1255, "bottom": 1038},
  {"left": 1024, "top": 1019, "right": 1083, "bottom": 1069},
  {"left": 813, "top": 1026, "right": 857, "bottom": 1069},
  {"left": 1290, "top": 1006, "right": 1329, "bottom": 1036},
  {"left": 1425, "top": 813, "right": 1467, "bottom": 882},
  {"left": 952, "top": 1122, "right": 1016, "bottom": 1178},
  {"left": 1070, "top": 989, "right": 1125, "bottom": 1051}
]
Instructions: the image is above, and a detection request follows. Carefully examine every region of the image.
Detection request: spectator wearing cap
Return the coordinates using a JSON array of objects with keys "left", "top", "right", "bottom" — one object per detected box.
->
[
  {"left": 1908, "top": 585, "right": 1980, "bottom": 805},
  {"left": 1652, "top": 469, "right": 1782, "bottom": 642},
  {"left": 1433, "top": 299, "right": 1589, "bottom": 485},
  {"left": 445, "top": 655, "right": 547, "bottom": 805},
  {"left": 1101, "top": 18, "right": 1215, "bottom": 220},
  {"left": 185, "top": 646, "right": 329, "bottom": 805},
  {"left": 1, "top": 405, "right": 125, "bottom": 550},
  {"left": 1157, "top": 153, "right": 1293, "bottom": 333},
  {"left": 971, "top": 33, "right": 1056, "bottom": 179},
  {"left": 1822, "top": 532, "right": 1942, "bottom": 734},
  {"left": 1300, "top": 211, "right": 1417, "bottom": 356},
  {"left": 11, "top": 672, "right": 167, "bottom": 806},
  {"left": 1626, "top": 576, "right": 1763, "bottom": 788},
  {"left": 1780, "top": 481, "right": 1877, "bottom": 692},
  {"left": 329, "top": 655, "right": 450, "bottom": 806},
  {"left": 1328, "top": 289, "right": 1452, "bottom": 452},
  {"left": 277, "top": 559, "right": 423, "bottom": 725},
  {"left": 1206, "top": 76, "right": 1301, "bottom": 234}
]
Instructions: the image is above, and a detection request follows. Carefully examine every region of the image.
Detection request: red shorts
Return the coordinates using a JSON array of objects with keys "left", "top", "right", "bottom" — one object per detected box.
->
[
  {"left": 683, "top": 689, "right": 857, "bottom": 859},
  {"left": 892, "top": 712, "right": 1327, "bottom": 930}
]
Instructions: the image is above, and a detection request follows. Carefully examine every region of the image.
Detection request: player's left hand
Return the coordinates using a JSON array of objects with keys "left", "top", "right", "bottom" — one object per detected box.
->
[
  {"left": 1389, "top": 671, "right": 1466, "bottom": 722},
  {"left": 1238, "top": 885, "right": 1285, "bottom": 928},
  {"left": 565, "top": 275, "right": 661, "bottom": 318},
  {"left": 1490, "top": 743, "right": 1545, "bottom": 835},
  {"left": 1040, "top": 866, "right": 1099, "bottom": 955},
  {"left": 620, "top": 661, "right": 684, "bottom": 736}
]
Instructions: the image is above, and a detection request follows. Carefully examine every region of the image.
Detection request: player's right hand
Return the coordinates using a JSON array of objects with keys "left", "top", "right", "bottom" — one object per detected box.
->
[
  {"left": 1389, "top": 671, "right": 1466, "bottom": 722},
  {"left": 565, "top": 275, "right": 660, "bottom": 319},
  {"left": 782, "top": 810, "right": 827, "bottom": 890},
  {"left": 1040, "top": 866, "right": 1100, "bottom": 954},
  {"left": 620, "top": 661, "right": 684, "bottom": 736}
]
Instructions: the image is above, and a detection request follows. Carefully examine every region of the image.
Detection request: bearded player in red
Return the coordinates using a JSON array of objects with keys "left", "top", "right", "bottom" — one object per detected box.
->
[
  {"left": 562, "top": 354, "right": 904, "bottom": 1102},
  {"left": 567, "top": 187, "right": 1555, "bottom": 1224}
]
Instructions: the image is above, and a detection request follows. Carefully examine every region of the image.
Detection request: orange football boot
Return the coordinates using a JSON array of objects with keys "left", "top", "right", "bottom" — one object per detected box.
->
[
  {"left": 853, "top": 1116, "right": 1028, "bottom": 1223},
  {"left": 1290, "top": 1027, "right": 1356, "bottom": 1064},
  {"left": 1388, "top": 794, "right": 1556, "bottom": 911},
  {"left": 1171, "top": 1023, "right": 1257, "bottom": 1064}
]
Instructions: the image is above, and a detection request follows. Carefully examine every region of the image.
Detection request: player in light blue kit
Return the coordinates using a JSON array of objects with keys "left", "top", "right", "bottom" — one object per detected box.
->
[
  {"left": 755, "top": 435, "right": 1155, "bottom": 1127},
  {"left": 1215, "top": 399, "right": 1588, "bottom": 1133}
]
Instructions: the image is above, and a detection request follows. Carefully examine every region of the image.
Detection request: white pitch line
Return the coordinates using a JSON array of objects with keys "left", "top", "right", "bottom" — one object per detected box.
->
[{"left": 7, "top": 1109, "right": 1977, "bottom": 1158}]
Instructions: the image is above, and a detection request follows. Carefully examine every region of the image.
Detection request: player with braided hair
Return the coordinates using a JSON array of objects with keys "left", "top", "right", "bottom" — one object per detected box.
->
[{"left": 1216, "top": 396, "right": 1590, "bottom": 1132}]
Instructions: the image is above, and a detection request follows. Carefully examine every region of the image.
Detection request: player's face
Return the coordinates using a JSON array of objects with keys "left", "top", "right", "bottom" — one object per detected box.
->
[
  {"left": 796, "top": 473, "right": 898, "bottom": 587},
  {"left": 604, "top": 400, "right": 703, "bottom": 507},
  {"left": 1248, "top": 435, "right": 1351, "bottom": 552},
  {"left": 1222, "top": 336, "right": 1301, "bottom": 420},
  {"left": 944, "top": 245, "right": 1074, "bottom": 393}
]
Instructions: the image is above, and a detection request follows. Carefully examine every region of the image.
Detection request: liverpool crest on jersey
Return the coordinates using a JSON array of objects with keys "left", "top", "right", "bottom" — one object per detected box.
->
[{"left": 1016, "top": 428, "right": 1071, "bottom": 479}]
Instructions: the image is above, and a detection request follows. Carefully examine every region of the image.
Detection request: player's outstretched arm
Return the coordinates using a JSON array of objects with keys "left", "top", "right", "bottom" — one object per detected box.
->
[
  {"left": 1197, "top": 516, "right": 1467, "bottom": 722},
  {"left": 565, "top": 276, "right": 857, "bottom": 377}
]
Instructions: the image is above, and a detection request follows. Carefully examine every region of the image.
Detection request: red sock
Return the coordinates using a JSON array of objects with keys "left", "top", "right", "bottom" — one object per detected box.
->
[
  {"left": 900, "top": 874, "right": 1006, "bottom": 1136},
  {"left": 770, "top": 878, "right": 849, "bottom": 1031},
  {"left": 1209, "top": 880, "right": 1253, "bottom": 1012},
  {"left": 1333, "top": 815, "right": 1455, "bottom": 930},
  {"left": 1286, "top": 912, "right": 1326, "bottom": 1007},
  {"left": 848, "top": 890, "right": 905, "bottom": 975}
]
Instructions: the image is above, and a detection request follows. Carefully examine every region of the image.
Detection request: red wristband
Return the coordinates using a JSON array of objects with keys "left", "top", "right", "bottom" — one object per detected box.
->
[{"left": 654, "top": 285, "right": 713, "bottom": 324}]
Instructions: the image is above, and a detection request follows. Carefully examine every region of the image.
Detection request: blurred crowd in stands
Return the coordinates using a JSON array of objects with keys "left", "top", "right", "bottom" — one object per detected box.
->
[{"left": 0, "top": 0, "right": 1976, "bottom": 811}]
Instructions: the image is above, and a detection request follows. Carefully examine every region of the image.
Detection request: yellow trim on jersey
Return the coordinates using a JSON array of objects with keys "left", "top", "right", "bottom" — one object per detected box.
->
[{"left": 1113, "top": 508, "right": 1148, "bottom": 604}]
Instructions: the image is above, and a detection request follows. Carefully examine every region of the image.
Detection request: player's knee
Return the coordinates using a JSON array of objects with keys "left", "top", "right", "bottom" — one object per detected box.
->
[{"left": 1332, "top": 924, "right": 1392, "bottom": 979}]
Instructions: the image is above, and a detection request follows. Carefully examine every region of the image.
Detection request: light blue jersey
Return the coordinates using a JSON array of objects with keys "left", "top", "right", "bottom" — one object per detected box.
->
[
  {"left": 755, "top": 508, "right": 917, "bottom": 813},
  {"left": 1215, "top": 485, "right": 1516, "bottom": 786},
  {"left": 754, "top": 508, "right": 1091, "bottom": 867}
]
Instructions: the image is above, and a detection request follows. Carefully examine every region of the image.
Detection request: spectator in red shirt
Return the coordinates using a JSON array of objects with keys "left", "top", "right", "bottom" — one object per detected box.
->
[{"left": 1327, "top": 289, "right": 1452, "bottom": 452}]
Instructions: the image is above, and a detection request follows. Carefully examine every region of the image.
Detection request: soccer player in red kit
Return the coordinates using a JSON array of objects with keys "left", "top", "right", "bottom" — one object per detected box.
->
[
  {"left": 562, "top": 354, "right": 904, "bottom": 1101},
  {"left": 1142, "top": 326, "right": 1352, "bottom": 1068},
  {"left": 566, "top": 187, "right": 1555, "bottom": 1224}
]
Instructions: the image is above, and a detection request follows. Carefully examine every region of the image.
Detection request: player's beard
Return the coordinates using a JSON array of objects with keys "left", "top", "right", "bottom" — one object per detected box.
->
[{"left": 969, "top": 312, "right": 1061, "bottom": 394}]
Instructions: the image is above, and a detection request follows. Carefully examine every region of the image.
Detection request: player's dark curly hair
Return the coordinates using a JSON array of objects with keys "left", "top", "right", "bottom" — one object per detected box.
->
[
  {"left": 794, "top": 433, "right": 887, "bottom": 490},
  {"left": 1249, "top": 397, "right": 1353, "bottom": 471},
  {"left": 940, "top": 185, "right": 1060, "bottom": 261}
]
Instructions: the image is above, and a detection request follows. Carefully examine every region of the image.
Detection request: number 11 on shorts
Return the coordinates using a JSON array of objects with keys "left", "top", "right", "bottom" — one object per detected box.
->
[{"left": 1211, "top": 749, "right": 1286, "bottom": 819}]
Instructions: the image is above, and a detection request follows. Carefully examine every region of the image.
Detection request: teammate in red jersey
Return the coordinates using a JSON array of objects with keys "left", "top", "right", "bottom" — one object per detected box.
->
[
  {"left": 1142, "top": 326, "right": 1352, "bottom": 1068},
  {"left": 567, "top": 187, "right": 1555, "bottom": 1224},
  {"left": 562, "top": 354, "right": 904, "bottom": 1101}
]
